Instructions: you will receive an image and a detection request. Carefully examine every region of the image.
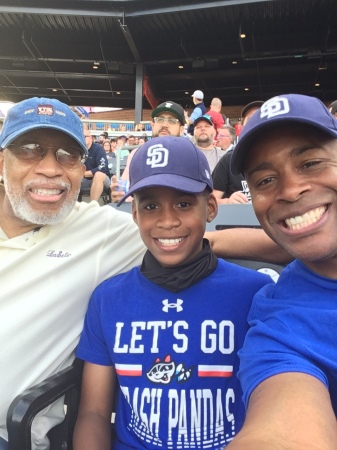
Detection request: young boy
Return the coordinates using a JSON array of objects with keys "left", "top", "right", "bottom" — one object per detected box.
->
[{"left": 73, "top": 136, "right": 272, "bottom": 450}]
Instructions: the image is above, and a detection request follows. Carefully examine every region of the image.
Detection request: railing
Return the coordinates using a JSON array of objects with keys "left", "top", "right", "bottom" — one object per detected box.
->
[{"left": 81, "top": 119, "right": 152, "bottom": 137}]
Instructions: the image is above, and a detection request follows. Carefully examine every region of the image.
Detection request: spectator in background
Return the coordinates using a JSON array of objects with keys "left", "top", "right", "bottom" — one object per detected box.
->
[
  {"left": 98, "top": 132, "right": 108, "bottom": 146},
  {"left": 134, "top": 123, "right": 145, "bottom": 131},
  {"left": 82, "top": 129, "right": 111, "bottom": 201},
  {"left": 241, "top": 100, "right": 264, "bottom": 126},
  {"left": 211, "top": 102, "right": 263, "bottom": 205},
  {"left": 119, "top": 123, "right": 126, "bottom": 131},
  {"left": 110, "top": 137, "right": 117, "bottom": 152},
  {"left": 138, "top": 136, "right": 147, "bottom": 145},
  {"left": 184, "top": 90, "right": 206, "bottom": 135},
  {"left": 216, "top": 125, "right": 236, "bottom": 153},
  {"left": 206, "top": 97, "right": 225, "bottom": 134},
  {"left": 102, "top": 139, "right": 112, "bottom": 154},
  {"left": 234, "top": 119, "right": 243, "bottom": 137},
  {"left": 117, "top": 136, "right": 126, "bottom": 149},
  {"left": 193, "top": 115, "right": 225, "bottom": 172},
  {"left": 126, "top": 135, "right": 136, "bottom": 146}
]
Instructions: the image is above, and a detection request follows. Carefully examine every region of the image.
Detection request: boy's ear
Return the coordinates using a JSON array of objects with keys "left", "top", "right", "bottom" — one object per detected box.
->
[
  {"left": 131, "top": 200, "right": 139, "bottom": 225},
  {"left": 206, "top": 193, "right": 218, "bottom": 223}
]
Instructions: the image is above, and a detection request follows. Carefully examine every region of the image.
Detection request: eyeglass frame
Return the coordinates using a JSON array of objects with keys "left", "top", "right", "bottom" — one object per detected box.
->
[
  {"left": 153, "top": 116, "right": 180, "bottom": 125},
  {"left": 4, "top": 142, "right": 87, "bottom": 166}
]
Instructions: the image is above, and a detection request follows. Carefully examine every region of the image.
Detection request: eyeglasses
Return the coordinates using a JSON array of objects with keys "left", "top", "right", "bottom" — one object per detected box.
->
[
  {"left": 7, "top": 142, "right": 86, "bottom": 166},
  {"left": 218, "top": 134, "right": 231, "bottom": 138},
  {"left": 153, "top": 116, "right": 180, "bottom": 125}
]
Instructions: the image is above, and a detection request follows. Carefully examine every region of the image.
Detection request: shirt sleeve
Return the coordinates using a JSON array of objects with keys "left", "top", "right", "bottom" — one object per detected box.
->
[{"left": 76, "top": 287, "right": 113, "bottom": 366}]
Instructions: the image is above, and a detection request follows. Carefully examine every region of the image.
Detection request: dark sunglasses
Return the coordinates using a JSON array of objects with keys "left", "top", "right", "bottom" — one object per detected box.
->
[{"left": 6, "top": 142, "right": 86, "bottom": 167}]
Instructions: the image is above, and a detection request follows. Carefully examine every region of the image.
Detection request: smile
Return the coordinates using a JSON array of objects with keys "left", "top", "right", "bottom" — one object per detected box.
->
[
  {"left": 31, "top": 188, "right": 63, "bottom": 196},
  {"left": 284, "top": 206, "right": 327, "bottom": 230},
  {"left": 157, "top": 238, "right": 184, "bottom": 246}
]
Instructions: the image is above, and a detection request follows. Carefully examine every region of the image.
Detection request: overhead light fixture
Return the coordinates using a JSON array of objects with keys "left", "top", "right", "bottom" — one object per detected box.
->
[
  {"left": 240, "top": 33, "right": 246, "bottom": 39},
  {"left": 244, "top": 87, "right": 249, "bottom": 91},
  {"left": 185, "top": 92, "right": 189, "bottom": 94},
  {"left": 315, "top": 83, "right": 320, "bottom": 87},
  {"left": 232, "top": 60, "right": 238, "bottom": 65},
  {"left": 178, "top": 65, "right": 184, "bottom": 69},
  {"left": 319, "top": 61, "right": 327, "bottom": 70},
  {"left": 52, "top": 89, "right": 58, "bottom": 92},
  {"left": 93, "top": 65, "right": 98, "bottom": 69},
  {"left": 93, "top": 61, "right": 100, "bottom": 66},
  {"left": 116, "top": 91, "right": 121, "bottom": 95}
]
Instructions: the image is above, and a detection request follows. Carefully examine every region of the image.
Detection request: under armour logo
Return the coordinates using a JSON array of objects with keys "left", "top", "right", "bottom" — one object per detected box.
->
[
  {"left": 146, "top": 144, "right": 169, "bottom": 168},
  {"left": 162, "top": 299, "right": 183, "bottom": 313},
  {"left": 260, "top": 96, "right": 290, "bottom": 119}
]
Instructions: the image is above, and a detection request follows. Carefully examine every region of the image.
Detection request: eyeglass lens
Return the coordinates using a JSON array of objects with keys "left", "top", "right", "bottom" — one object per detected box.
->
[{"left": 8, "top": 143, "right": 84, "bottom": 166}]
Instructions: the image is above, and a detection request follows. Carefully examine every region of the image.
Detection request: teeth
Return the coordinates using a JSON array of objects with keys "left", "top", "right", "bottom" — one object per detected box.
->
[
  {"left": 285, "top": 206, "right": 326, "bottom": 230},
  {"left": 31, "top": 188, "right": 62, "bottom": 195},
  {"left": 158, "top": 238, "right": 183, "bottom": 246}
]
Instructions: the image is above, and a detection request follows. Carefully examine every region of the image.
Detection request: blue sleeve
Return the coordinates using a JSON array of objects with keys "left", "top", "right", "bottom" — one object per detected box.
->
[
  {"left": 238, "top": 284, "right": 329, "bottom": 408},
  {"left": 189, "top": 107, "right": 203, "bottom": 122},
  {"left": 76, "top": 289, "right": 113, "bottom": 366}
]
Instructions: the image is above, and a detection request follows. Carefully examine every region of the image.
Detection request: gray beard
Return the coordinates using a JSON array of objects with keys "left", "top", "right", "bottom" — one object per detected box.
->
[{"left": 2, "top": 165, "right": 79, "bottom": 226}]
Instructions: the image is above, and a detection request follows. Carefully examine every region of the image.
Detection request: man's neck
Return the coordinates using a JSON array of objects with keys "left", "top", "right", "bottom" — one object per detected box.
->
[{"left": 196, "top": 143, "right": 215, "bottom": 151}]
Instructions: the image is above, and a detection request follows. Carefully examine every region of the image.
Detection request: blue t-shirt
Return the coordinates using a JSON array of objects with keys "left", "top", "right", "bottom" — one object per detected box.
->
[
  {"left": 77, "top": 259, "right": 271, "bottom": 449},
  {"left": 238, "top": 259, "right": 337, "bottom": 414}
]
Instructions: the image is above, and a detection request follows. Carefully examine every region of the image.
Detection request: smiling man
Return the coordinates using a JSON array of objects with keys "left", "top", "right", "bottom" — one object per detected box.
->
[
  {"left": 227, "top": 94, "right": 337, "bottom": 449},
  {"left": 0, "top": 97, "right": 145, "bottom": 450}
]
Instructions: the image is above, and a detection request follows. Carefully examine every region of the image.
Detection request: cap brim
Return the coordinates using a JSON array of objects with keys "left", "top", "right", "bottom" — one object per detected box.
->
[
  {"left": 117, "top": 173, "right": 208, "bottom": 206},
  {"left": 1, "top": 123, "right": 88, "bottom": 156},
  {"left": 231, "top": 116, "right": 337, "bottom": 175}
]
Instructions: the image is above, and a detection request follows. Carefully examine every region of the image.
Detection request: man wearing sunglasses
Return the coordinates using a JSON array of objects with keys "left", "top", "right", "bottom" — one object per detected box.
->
[{"left": 0, "top": 97, "right": 145, "bottom": 450}]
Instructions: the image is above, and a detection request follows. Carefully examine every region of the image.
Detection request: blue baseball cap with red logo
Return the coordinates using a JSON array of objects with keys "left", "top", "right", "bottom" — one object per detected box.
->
[{"left": 0, "top": 97, "right": 87, "bottom": 156}]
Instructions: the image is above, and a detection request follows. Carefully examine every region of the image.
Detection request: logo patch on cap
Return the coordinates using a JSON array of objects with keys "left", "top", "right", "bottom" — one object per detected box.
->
[
  {"left": 260, "top": 96, "right": 290, "bottom": 119},
  {"left": 37, "top": 105, "right": 54, "bottom": 116},
  {"left": 146, "top": 143, "right": 169, "bottom": 168}
]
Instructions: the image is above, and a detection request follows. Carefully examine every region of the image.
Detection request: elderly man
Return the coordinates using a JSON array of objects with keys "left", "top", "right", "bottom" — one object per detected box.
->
[
  {"left": 193, "top": 115, "right": 225, "bottom": 172},
  {"left": 0, "top": 97, "right": 145, "bottom": 450},
  {"left": 226, "top": 94, "right": 337, "bottom": 449}
]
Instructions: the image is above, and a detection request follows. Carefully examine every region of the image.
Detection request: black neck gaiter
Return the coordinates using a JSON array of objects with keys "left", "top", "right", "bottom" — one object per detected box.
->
[{"left": 140, "top": 239, "right": 218, "bottom": 293}]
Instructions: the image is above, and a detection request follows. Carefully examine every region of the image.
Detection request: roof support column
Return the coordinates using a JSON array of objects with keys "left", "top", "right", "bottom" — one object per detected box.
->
[{"left": 134, "top": 62, "right": 144, "bottom": 124}]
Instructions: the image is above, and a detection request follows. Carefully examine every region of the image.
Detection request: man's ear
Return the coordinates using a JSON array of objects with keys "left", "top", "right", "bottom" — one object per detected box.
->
[
  {"left": 131, "top": 200, "right": 139, "bottom": 225},
  {"left": 207, "top": 193, "right": 218, "bottom": 223}
]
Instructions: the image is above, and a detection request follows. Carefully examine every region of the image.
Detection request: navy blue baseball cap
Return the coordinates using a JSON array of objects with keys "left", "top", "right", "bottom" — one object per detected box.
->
[
  {"left": 117, "top": 136, "right": 213, "bottom": 205},
  {"left": 231, "top": 94, "right": 337, "bottom": 175},
  {"left": 0, "top": 97, "right": 87, "bottom": 156}
]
